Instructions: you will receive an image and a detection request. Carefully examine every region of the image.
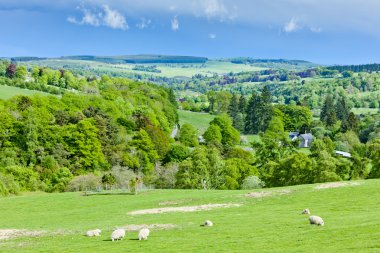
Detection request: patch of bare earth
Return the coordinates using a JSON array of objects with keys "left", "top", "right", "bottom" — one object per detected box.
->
[
  {"left": 0, "top": 229, "right": 45, "bottom": 241},
  {"left": 246, "top": 189, "right": 292, "bottom": 198},
  {"left": 121, "top": 224, "right": 177, "bottom": 231},
  {"left": 159, "top": 198, "right": 197, "bottom": 206},
  {"left": 315, "top": 181, "right": 361, "bottom": 189},
  {"left": 128, "top": 203, "right": 241, "bottom": 215}
]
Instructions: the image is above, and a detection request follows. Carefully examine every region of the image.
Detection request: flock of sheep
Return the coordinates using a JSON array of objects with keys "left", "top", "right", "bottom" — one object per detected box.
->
[
  {"left": 85, "top": 210, "right": 323, "bottom": 242},
  {"left": 85, "top": 220, "right": 213, "bottom": 242}
]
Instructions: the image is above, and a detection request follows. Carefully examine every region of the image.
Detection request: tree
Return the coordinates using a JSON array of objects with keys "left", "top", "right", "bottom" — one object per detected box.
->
[
  {"left": 335, "top": 96, "right": 350, "bottom": 123},
  {"left": 203, "top": 124, "right": 222, "bottom": 144},
  {"left": 15, "top": 66, "right": 28, "bottom": 79},
  {"left": 178, "top": 124, "right": 198, "bottom": 147},
  {"left": 210, "top": 114, "right": 240, "bottom": 146},
  {"left": 342, "top": 112, "right": 359, "bottom": 132},
  {"left": 6, "top": 63, "right": 17, "bottom": 78},
  {"left": 320, "top": 94, "right": 337, "bottom": 127},
  {"left": 245, "top": 86, "right": 273, "bottom": 134}
]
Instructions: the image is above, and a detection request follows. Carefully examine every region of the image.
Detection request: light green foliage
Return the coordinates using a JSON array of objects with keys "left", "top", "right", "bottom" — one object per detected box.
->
[
  {"left": 203, "top": 124, "right": 222, "bottom": 144},
  {"left": 178, "top": 123, "right": 198, "bottom": 147},
  {"left": 210, "top": 114, "right": 240, "bottom": 146},
  {"left": 241, "top": 175, "right": 265, "bottom": 189},
  {"left": 67, "top": 174, "right": 101, "bottom": 192}
]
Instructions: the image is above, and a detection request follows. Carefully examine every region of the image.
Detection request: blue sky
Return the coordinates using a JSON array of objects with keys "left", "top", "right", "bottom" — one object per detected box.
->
[{"left": 1, "top": 0, "right": 380, "bottom": 64}]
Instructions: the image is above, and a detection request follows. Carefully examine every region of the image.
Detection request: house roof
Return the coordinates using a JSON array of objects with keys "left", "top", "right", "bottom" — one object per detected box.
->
[
  {"left": 300, "top": 133, "right": 313, "bottom": 140},
  {"left": 335, "top": 151, "right": 352, "bottom": 158}
]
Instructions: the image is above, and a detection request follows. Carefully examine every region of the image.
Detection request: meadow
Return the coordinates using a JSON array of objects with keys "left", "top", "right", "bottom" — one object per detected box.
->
[
  {"left": 178, "top": 110, "right": 215, "bottom": 133},
  {"left": 20, "top": 60, "right": 265, "bottom": 78},
  {"left": 0, "top": 180, "right": 379, "bottom": 252},
  {"left": 0, "top": 85, "right": 50, "bottom": 100}
]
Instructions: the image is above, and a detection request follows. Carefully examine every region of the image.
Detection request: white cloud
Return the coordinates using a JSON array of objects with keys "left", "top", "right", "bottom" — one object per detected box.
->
[
  {"left": 199, "top": 0, "right": 235, "bottom": 22},
  {"left": 310, "top": 27, "right": 323, "bottom": 33},
  {"left": 102, "top": 4, "right": 128, "bottom": 30},
  {"left": 208, "top": 33, "right": 216, "bottom": 39},
  {"left": 66, "top": 7, "right": 100, "bottom": 26},
  {"left": 67, "top": 4, "right": 127, "bottom": 30},
  {"left": 136, "top": 18, "right": 151, "bottom": 29},
  {"left": 67, "top": 16, "right": 77, "bottom": 24},
  {"left": 283, "top": 18, "right": 300, "bottom": 33},
  {"left": 171, "top": 16, "right": 179, "bottom": 31}
]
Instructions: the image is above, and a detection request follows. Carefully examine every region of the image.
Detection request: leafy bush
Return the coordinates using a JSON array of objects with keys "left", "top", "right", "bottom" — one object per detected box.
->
[
  {"left": 241, "top": 176, "right": 265, "bottom": 190},
  {"left": 66, "top": 174, "right": 101, "bottom": 192},
  {"left": 0, "top": 173, "right": 20, "bottom": 196}
]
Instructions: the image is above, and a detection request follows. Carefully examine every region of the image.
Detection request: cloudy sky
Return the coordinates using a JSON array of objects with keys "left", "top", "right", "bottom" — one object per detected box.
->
[{"left": 1, "top": 0, "right": 380, "bottom": 64}]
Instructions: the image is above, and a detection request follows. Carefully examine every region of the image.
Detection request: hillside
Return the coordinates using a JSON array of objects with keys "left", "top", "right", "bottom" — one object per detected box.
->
[
  {"left": 0, "top": 85, "right": 51, "bottom": 100},
  {"left": 0, "top": 179, "right": 379, "bottom": 252}
]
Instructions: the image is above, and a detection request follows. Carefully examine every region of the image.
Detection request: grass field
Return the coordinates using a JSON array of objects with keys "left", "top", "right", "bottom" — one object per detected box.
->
[
  {"left": 0, "top": 180, "right": 379, "bottom": 252},
  {"left": 21, "top": 60, "right": 265, "bottom": 78},
  {"left": 178, "top": 110, "right": 215, "bottom": 133},
  {"left": 351, "top": 108, "right": 379, "bottom": 115},
  {"left": 0, "top": 85, "right": 50, "bottom": 100}
]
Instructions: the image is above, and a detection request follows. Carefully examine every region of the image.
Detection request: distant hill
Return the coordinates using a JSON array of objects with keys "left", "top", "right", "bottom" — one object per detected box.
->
[
  {"left": 327, "top": 63, "right": 380, "bottom": 73},
  {"left": 12, "top": 55, "right": 208, "bottom": 64},
  {"left": 226, "top": 57, "right": 319, "bottom": 69}
]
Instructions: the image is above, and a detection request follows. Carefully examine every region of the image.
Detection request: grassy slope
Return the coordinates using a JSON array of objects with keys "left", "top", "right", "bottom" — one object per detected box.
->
[
  {"left": 0, "top": 180, "right": 379, "bottom": 252},
  {"left": 0, "top": 85, "right": 50, "bottom": 100},
  {"left": 178, "top": 110, "right": 215, "bottom": 134}
]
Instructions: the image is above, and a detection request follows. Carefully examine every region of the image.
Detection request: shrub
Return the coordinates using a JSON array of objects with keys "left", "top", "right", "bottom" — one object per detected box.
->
[
  {"left": 66, "top": 174, "right": 101, "bottom": 192},
  {"left": 241, "top": 176, "right": 265, "bottom": 189},
  {"left": 0, "top": 173, "right": 20, "bottom": 196}
]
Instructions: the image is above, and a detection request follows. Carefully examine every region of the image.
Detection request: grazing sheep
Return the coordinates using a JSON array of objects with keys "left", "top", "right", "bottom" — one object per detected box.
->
[
  {"left": 204, "top": 220, "right": 213, "bottom": 227},
  {"left": 111, "top": 229, "right": 126, "bottom": 241},
  {"left": 86, "top": 229, "right": 101, "bottom": 237},
  {"left": 138, "top": 228, "right": 150, "bottom": 240},
  {"left": 309, "top": 215, "right": 324, "bottom": 226},
  {"left": 301, "top": 208, "right": 310, "bottom": 215}
]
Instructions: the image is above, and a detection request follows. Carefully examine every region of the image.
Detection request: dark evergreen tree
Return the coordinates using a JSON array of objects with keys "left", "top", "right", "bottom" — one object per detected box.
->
[
  {"left": 320, "top": 94, "right": 337, "bottom": 127},
  {"left": 238, "top": 95, "right": 247, "bottom": 112},
  {"left": 336, "top": 96, "right": 350, "bottom": 122},
  {"left": 245, "top": 86, "right": 273, "bottom": 134},
  {"left": 342, "top": 112, "right": 359, "bottom": 132}
]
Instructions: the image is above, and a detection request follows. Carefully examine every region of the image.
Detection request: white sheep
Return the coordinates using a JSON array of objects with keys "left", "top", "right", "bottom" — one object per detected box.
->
[
  {"left": 86, "top": 229, "right": 101, "bottom": 237},
  {"left": 111, "top": 228, "right": 126, "bottom": 241},
  {"left": 138, "top": 228, "right": 150, "bottom": 240},
  {"left": 309, "top": 215, "right": 324, "bottom": 226},
  {"left": 301, "top": 208, "right": 310, "bottom": 215},
  {"left": 204, "top": 220, "right": 213, "bottom": 227}
]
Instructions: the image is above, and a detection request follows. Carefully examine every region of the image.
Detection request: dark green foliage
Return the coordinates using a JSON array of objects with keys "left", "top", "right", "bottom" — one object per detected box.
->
[
  {"left": 320, "top": 94, "right": 337, "bottom": 127},
  {"left": 102, "top": 173, "right": 117, "bottom": 186},
  {"left": 245, "top": 86, "right": 273, "bottom": 134},
  {"left": 164, "top": 144, "right": 190, "bottom": 163}
]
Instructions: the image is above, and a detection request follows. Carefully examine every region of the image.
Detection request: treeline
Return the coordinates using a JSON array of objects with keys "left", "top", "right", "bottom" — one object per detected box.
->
[
  {"left": 174, "top": 87, "right": 380, "bottom": 190},
  {"left": 328, "top": 63, "right": 380, "bottom": 73},
  {"left": 0, "top": 69, "right": 178, "bottom": 195}
]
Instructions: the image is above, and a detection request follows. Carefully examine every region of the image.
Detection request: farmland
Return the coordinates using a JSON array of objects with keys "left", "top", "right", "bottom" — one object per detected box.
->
[{"left": 0, "top": 180, "right": 379, "bottom": 252}]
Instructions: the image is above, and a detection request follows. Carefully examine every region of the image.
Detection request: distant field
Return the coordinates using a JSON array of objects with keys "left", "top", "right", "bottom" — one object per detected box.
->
[
  {"left": 20, "top": 60, "right": 265, "bottom": 78},
  {"left": 0, "top": 85, "right": 50, "bottom": 100},
  {"left": 0, "top": 179, "right": 379, "bottom": 252},
  {"left": 351, "top": 108, "right": 379, "bottom": 115},
  {"left": 178, "top": 110, "right": 215, "bottom": 133}
]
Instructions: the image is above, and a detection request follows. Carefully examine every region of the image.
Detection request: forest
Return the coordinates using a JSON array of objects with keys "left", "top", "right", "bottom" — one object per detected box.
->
[{"left": 0, "top": 60, "right": 379, "bottom": 196}]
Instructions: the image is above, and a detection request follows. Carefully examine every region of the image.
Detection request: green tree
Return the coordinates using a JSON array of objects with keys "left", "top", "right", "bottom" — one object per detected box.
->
[
  {"left": 320, "top": 94, "right": 337, "bottom": 127},
  {"left": 178, "top": 124, "right": 198, "bottom": 147}
]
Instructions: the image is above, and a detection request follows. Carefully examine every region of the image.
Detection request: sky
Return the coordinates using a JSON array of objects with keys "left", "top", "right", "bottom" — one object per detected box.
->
[{"left": 1, "top": 0, "right": 380, "bottom": 64}]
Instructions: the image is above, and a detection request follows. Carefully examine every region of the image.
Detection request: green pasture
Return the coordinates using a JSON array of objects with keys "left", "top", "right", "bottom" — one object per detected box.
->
[{"left": 0, "top": 180, "right": 379, "bottom": 252}]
